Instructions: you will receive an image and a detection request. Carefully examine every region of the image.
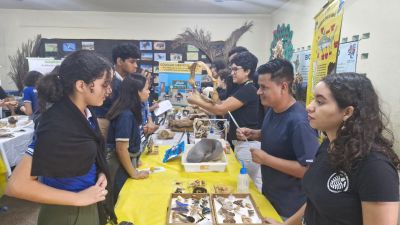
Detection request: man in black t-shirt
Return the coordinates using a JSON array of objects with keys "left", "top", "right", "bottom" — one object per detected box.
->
[{"left": 236, "top": 59, "right": 319, "bottom": 218}]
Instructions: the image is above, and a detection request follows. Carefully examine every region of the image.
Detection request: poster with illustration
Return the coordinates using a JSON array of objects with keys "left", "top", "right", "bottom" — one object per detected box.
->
[
  {"left": 187, "top": 45, "right": 199, "bottom": 52},
  {"left": 82, "top": 41, "right": 95, "bottom": 50},
  {"left": 154, "top": 53, "right": 167, "bottom": 61},
  {"left": 306, "top": 0, "right": 345, "bottom": 104},
  {"left": 140, "top": 41, "right": 153, "bottom": 50},
  {"left": 186, "top": 52, "right": 198, "bottom": 61},
  {"left": 336, "top": 41, "right": 358, "bottom": 73},
  {"left": 45, "top": 43, "right": 58, "bottom": 52},
  {"left": 154, "top": 42, "right": 166, "bottom": 50},
  {"left": 63, "top": 43, "right": 76, "bottom": 52},
  {"left": 170, "top": 53, "right": 183, "bottom": 61},
  {"left": 140, "top": 64, "right": 152, "bottom": 72},
  {"left": 141, "top": 53, "right": 153, "bottom": 61}
]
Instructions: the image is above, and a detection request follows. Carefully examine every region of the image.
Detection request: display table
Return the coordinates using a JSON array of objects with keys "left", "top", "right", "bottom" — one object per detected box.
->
[
  {"left": 0, "top": 115, "right": 34, "bottom": 176},
  {"left": 114, "top": 144, "right": 282, "bottom": 224}
]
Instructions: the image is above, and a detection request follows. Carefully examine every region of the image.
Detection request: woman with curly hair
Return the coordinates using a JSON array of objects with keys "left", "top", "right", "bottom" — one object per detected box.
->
[{"left": 266, "top": 73, "right": 399, "bottom": 225}]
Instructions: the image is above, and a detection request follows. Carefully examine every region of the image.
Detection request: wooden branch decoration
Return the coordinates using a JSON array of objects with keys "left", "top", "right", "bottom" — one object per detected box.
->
[{"left": 8, "top": 34, "right": 41, "bottom": 91}]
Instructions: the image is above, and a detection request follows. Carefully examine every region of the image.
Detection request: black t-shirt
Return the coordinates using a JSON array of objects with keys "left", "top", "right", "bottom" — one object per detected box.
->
[
  {"left": 0, "top": 86, "right": 8, "bottom": 99},
  {"left": 228, "top": 81, "right": 259, "bottom": 142},
  {"left": 225, "top": 75, "right": 239, "bottom": 98},
  {"left": 261, "top": 102, "right": 319, "bottom": 217},
  {"left": 303, "top": 140, "right": 399, "bottom": 225}
]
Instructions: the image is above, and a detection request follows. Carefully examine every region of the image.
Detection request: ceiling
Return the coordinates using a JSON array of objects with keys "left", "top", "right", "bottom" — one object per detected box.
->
[{"left": 0, "top": 0, "right": 290, "bottom": 14}]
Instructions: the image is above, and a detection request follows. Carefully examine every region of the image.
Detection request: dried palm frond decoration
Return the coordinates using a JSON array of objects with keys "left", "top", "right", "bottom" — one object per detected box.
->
[
  {"left": 8, "top": 34, "right": 42, "bottom": 91},
  {"left": 173, "top": 21, "right": 253, "bottom": 63}
]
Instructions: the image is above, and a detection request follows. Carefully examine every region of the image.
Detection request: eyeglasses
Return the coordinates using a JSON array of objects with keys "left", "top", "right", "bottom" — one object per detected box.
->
[{"left": 230, "top": 66, "right": 243, "bottom": 72}]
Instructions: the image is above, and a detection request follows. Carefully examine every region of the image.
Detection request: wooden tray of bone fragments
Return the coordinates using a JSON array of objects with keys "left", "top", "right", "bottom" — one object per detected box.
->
[
  {"left": 166, "top": 193, "right": 215, "bottom": 225},
  {"left": 211, "top": 194, "right": 264, "bottom": 225}
]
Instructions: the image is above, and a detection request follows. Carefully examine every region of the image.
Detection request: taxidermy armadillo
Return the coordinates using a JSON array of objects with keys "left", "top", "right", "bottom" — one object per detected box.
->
[{"left": 186, "top": 139, "right": 223, "bottom": 163}]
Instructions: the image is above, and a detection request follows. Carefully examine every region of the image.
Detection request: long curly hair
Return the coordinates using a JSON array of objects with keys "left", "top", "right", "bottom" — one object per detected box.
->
[{"left": 323, "top": 73, "right": 400, "bottom": 172}]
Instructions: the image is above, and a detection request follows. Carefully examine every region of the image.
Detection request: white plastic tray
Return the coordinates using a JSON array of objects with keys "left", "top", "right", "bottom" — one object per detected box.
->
[{"left": 181, "top": 144, "right": 227, "bottom": 172}]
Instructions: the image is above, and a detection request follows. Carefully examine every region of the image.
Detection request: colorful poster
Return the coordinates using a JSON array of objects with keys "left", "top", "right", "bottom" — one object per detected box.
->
[
  {"left": 154, "top": 42, "right": 166, "bottom": 50},
  {"left": 82, "top": 41, "right": 95, "bottom": 50},
  {"left": 158, "top": 65, "right": 202, "bottom": 106},
  {"left": 270, "top": 24, "right": 294, "bottom": 60},
  {"left": 44, "top": 43, "right": 58, "bottom": 52},
  {"left": 187, "top": 45, "right": 199, "bottom": 52},
  {"left": 140, "top": 64, "right": 152, "bottom": 72},
  {"left": 153, "top": 65, "right": 159, "bottom": 73},
  {"left": 140, "top": 41, "right": 153, "bottom": 50},
  {"left": 186, "top": 52, "right": 198, "bottom": 61},
  {"left": 154, "top": 53, "right": 167, "bottom": 61},
  {"left": 159, "top": 62, "right": 201, "bottom": 74},
  {"left": 292, "top": 50, "right": 311, "bottom": 86},
  {"left": 336, "top": 41, "right": 358, "bottom": 73},
  {"left": 27, "top": 57, "right": 63, "bottom": 74},
  {"left": 63, "top": 43, "right": 76, "bottom": 52},
  {"left": 306, "top": 0, "right": 345, "bottom": 104},
  {"left": 141, "top": 53, "right": 153, "bottom": 61},
  {"left": 170, "top": 53, "right": 183, "bottom": 61}
]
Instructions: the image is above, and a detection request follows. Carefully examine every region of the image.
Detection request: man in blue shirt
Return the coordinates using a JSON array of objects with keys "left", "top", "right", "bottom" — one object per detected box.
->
[{"left": 236, "top": 59, "right": 319, "bottom": 219}]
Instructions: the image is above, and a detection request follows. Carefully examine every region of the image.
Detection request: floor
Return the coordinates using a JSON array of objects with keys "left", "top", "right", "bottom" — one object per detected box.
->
[{"left": 0, "top": 196, "right": 39, "bottom": 225}]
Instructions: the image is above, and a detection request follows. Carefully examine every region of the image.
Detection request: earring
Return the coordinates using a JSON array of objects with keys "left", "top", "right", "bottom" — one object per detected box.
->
[{"left": 341, "top": 121, "right": 346, "bottom": 130}]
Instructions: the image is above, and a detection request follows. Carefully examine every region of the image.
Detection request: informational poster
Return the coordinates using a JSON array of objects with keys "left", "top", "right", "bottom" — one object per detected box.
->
[
  {"left": 82, "top": 41, "right": 95, "bottom": 50},
  {"left": 140, "top": 41, "right": 153, "bottom": 50},
  {"left": 336, "top": 41, "right": 358, "bottom": 73},
  {"left": 154, "top": 53, "right": 166, "bottom": 62},
  {"left": 62, "top": 43, "right": 76, "bottom": 52},
  {"left": 291, "top": 50, "right": 311, "bottom": 86},
  {"left": 159, "top": 62, "right": 201, "bottom": 74},
  {"left": 158, "top": 62, "right": 202, "bottom": 106},
  {"left": 186, "top": 52, "right": 199, "bottom": 61},
  {"left": 170, "top": 53, "right": 183, "bottom": 61},
  {"left": 187, "top": 45, "right": 199, "bottom": 52},
  {"left": 153, "top": 42, "right": 166, "bottom": 50},
  {"left": 44, "top": 43, "right": 58, "bottom": 52},
  {"left": 141, "top": 53, "right": 153, "bottom": 61},
  {"left": 306, "top": 0, "right": 345, "bottom": 104},
  {"left": 27, "top": 57, "right": 63, "bottom": 74}
]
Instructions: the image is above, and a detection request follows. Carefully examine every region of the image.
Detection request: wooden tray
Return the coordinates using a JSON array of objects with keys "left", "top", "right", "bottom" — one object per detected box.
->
[
  {"left": 211, "top": 194, "right": 264, "bottom": 225},
  {"left": 166, "top": 193, "right": 215, "bottom": 225}
]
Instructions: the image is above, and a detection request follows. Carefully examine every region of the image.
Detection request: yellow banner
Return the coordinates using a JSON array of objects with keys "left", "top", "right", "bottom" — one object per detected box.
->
[
  {"left": 306, "top": 0, "right": 345, "bottom": 104},
  {"left": 159, "top": 62, "right": 202, "bottom": 74}
]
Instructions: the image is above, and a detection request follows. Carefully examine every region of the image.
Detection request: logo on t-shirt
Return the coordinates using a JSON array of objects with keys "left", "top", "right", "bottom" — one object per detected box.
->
[{"left": 327, "top": 171, "right": 349, "bottom": 193}]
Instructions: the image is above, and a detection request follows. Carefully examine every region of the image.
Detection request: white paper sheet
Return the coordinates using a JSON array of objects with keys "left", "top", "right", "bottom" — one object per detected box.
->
[{"left": 154, "top": 100, "right": 173, "bottom": 116}]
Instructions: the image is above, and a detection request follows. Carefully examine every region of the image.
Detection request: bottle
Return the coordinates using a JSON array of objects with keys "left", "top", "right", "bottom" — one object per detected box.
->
[{"left": 237, "top": 160, "right": 249, "bottom": 193}]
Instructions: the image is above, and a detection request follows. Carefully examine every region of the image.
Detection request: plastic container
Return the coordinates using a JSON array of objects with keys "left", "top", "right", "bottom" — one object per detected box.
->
[
  {"left": 181, "top": 144, "right": 227, "bottom": 172},
  {"left": 237, "top": 161, "right": 249, "bottom": 193}
]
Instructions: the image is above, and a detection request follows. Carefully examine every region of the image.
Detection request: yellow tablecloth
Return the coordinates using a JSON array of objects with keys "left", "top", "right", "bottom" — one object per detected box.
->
[
  {"left": 114, "top": 146, "right": 282, "bottom": 224},
  {"left": 0, "top": 154, "right": 7, "bottom": 197}
]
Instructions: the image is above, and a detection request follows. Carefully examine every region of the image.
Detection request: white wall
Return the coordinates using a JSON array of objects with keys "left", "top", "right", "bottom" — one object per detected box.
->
[
  {"left": 272, "top": 0, "right": 400, "bottom": 151},
  {"left": 0, "top": 9, "right": 271, "bottom": 89}
]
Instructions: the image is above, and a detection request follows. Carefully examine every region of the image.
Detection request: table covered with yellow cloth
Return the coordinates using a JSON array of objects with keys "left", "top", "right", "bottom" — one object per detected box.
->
[
  {"left": 0, "top": 154, "right": 6, "bottom": 198},
  {"left": 114, "top": 146, "right": 282, "bottom": 225}
]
